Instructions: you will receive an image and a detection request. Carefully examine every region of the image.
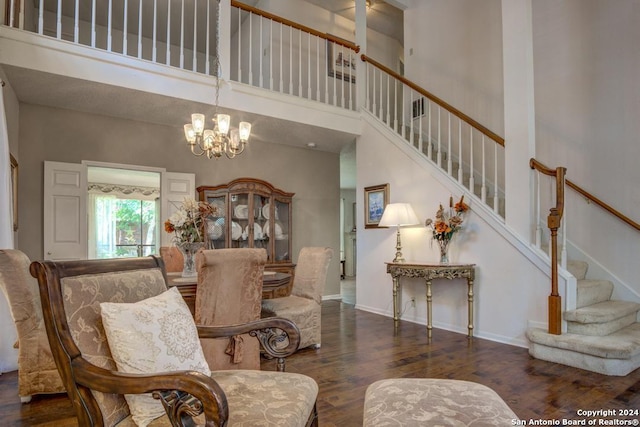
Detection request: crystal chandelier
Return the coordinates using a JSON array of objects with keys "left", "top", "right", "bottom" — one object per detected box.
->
[{"left": 182, "top": 1, "right": 251, "bottom": 159}]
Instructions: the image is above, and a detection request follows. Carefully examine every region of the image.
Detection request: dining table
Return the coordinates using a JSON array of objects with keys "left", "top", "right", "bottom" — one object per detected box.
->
[{"left": 167, "top": 270, "right": 292, "bottom": 315}]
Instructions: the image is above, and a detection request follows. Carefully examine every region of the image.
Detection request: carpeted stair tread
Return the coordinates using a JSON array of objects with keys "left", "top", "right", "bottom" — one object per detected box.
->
[
  {"left": 564, "top": 300, "right": 640, "bottom": 324},
  {"left": 566, "top": 260, "right": 588, "bottom": 280},
  {"left": 576, "top": 279, "right": 614, "bottom": 308},
  {"left": 526, "top": 323, "right": 640, "bottom": 359}
]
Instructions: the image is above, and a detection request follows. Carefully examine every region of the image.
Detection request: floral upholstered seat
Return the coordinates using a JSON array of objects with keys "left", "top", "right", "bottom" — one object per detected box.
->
[
  {"left": 0, "top": 249, "right": 65, "bottom": 402},
  {"left": 31, "top": 256, "right": 318, "bottom": 426},
  {"left": 363, "top": 378, "right": 519, "bottom": 426}
]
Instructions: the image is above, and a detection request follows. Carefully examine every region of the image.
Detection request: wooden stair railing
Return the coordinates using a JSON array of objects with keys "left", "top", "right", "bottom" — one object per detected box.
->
[
  {"left": 530, "top": 159, "right": 566, "bottom": 335},
  {"left": 360, "top": 54, "right": 505, "bottom": 147},
  {"left": 232, "top": 1, "right": 360, "bottom": 53}
]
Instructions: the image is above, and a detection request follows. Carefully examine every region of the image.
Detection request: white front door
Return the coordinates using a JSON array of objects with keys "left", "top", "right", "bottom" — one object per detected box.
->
[{"left": 43, "top": 161, "right": 88, "bottom": 260}]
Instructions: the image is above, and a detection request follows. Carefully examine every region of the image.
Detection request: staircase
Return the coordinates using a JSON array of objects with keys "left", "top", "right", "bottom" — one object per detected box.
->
[{"left": 526, "top": 259, "right": 640, "bottom": 376}]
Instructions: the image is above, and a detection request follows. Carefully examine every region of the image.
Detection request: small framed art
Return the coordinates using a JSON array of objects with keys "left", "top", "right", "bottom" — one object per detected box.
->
[{"left": 364, "top": 183, "right": 389, "bottom": 229}]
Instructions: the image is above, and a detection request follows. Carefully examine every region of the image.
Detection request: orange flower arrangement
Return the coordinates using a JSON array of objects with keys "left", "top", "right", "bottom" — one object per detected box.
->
[{"left": 425, "top": 195, "right": 469, "bottom": 244}]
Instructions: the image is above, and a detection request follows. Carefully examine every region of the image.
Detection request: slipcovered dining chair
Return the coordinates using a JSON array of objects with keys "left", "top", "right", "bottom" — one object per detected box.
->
[
  {"left": 159, "top": 246, "right": 184, "bottom": 273},
  {"left": 195, "top": 248, "right": 266, "bottom": 371},
  {"left": 30, "top": 256, "right": 319, "bottom": 426},
  {"left": 262, "top": 247, "right": 333, "bottom": 350},
  {"left": 0, "top": 249, "right": 65, "bottom": 403}
]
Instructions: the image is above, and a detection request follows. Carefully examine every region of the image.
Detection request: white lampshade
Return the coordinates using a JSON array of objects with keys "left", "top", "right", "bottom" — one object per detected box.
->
[
  {"left": 229, "top": 129, "right": 240, "bottom": 150},
  {"left": 379, "top": 203, "right": 420, "bottom": 227},
  {"left": 191, "top": 113, "right": 205, "bottom": 134},
  {"left": 183, "top": 124, "right": 196, "bottom": 144},
  {"left": 239, "top": 121, "right": 252, "bottom": 141},
  {"left": 216, "top": 114, "right": 231, "bottom": 135}
]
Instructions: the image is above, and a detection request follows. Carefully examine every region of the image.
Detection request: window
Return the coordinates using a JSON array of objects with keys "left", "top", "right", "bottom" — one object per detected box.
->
[{"left": 87, "top": 167, "right": 161, "bottom": 259}]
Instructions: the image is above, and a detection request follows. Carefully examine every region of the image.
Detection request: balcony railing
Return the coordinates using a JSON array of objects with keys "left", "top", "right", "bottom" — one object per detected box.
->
[
  {"left": 229, "top": 1, "right": 358, "bottom": 110},
  {"left": 3, "top": 0, "right": 358, "bottom": 111}
]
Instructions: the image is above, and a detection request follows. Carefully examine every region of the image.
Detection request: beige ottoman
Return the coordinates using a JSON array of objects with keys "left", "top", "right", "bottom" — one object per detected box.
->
[{"left": 363, "top": 378, "right": 519, "bottom": 426}]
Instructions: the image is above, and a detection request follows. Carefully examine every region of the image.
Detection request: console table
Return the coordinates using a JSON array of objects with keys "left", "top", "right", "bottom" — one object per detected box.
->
[{"left": 386, "top": 262, "right": 476, "bottom": 339}]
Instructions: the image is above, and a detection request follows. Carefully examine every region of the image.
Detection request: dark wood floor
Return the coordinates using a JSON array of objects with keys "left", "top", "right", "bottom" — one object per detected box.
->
[{"left": 2, "top": 300, "right": 640, "bottom": 426}]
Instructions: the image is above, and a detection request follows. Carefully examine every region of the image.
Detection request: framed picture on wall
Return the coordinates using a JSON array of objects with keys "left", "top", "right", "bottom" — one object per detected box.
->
[
  {"left": 364, "top": 183, "right": 389, "bottom": 229},
  {"left": 10, "top": 154, "right": 17, "bottom": 231},
  {"left": 327, "top": 38, "right": 356, "bottom": 83}
]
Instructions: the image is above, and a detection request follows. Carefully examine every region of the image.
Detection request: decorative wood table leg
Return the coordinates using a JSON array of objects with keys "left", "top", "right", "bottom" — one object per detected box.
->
[
  {"left": 392, "top": 276, "right": 400, "bottom": 327},
  {"left": 468, "top": 278, "right": 474, "bottom": 338},
  {"left": 426, "top": 279, "right": 433, "bottom": 340}
]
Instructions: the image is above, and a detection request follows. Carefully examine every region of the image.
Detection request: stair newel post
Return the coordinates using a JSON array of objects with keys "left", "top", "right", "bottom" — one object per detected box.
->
[{"left": 548, "top": 167, "right": 566, "bottom": 335}]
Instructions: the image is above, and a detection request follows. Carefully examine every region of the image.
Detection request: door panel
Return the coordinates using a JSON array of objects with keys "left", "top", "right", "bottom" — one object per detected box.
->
[
  {"left": 161, "top": 172, "right": 195, "bottom": 246},
  {"left": 44, "top": 161, "right": 87, "bottom": 260}
]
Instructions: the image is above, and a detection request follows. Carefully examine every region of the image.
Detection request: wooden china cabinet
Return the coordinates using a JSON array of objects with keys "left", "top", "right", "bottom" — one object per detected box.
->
[{"left": 197, "top": 178, "right": 295, "bottom": 281}]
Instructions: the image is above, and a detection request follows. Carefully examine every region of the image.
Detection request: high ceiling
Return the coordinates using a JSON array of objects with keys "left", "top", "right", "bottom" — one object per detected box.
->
[
  {"left": 5, "top": 0, "right": 405, "bottom": 189},
  {"left": 301, "top": 0, "right": 404, "bottom": 43}
]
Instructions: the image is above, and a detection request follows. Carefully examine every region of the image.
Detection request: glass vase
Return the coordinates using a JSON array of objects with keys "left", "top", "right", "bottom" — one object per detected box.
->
[
  {"left": 437, "top": 239, "right": 451, "bottom": 264},
  {"left": 176, "top": 242, "right": 205, "bottom": 277}
]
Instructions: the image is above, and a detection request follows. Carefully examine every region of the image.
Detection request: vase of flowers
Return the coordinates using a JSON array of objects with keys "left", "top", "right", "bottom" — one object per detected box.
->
[
  {"left": 425, "top": 195, "right": 469, "bottom": 264},
  {"left": 164, "top": 197, "right": 216, "bottom": 277}
]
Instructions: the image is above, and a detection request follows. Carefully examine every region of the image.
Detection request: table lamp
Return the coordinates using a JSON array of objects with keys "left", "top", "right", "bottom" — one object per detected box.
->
[{"left": 378, "top": 203, "right": 420, "bottom": 263}]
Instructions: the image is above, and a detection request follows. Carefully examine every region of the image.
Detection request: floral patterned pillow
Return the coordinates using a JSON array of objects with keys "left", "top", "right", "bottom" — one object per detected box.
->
[{"left": 100, "top": 287, "right": 211, "bottom": 427}]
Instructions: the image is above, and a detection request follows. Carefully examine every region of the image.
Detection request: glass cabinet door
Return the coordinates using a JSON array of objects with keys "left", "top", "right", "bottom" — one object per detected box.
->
[
  {"left": 251, "top": 193, "right": 270, "bottom": 254},
  {"left": 273, "top": 198, "right": 291, "bottom": 263},
  {"left": 229, "top": 192, "right": 250, "bottom": 248},
  {"left": 205, "top": 195, "right": 226, "bottom": 249}
]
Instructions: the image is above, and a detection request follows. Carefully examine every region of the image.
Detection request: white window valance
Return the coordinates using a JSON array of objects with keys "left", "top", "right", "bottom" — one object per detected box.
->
[{"left": 88, "top": 183, "right": 159, "bottom": 201}]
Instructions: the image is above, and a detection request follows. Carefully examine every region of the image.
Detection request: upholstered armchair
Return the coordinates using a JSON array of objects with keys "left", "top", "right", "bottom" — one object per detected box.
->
[
  {"left": 262, "top": 247, "right": 333, "bottom": 349},
  {"left": 195, "top": 248, "right": 266, "bottom": 371},
  {"left": 30, "top": 256, "right": 319, "bottom": 426},
  {"left": 159, "top": 246, "right": 184, "bottom": 273},
  {"left": 0, "top": 249, "right": 65, "bottom": 402}
]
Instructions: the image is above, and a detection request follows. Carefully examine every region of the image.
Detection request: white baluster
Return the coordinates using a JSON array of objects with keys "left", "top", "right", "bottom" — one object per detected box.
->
[
  {"left": 481, "top": 135, "right": 487, "bottom": 203},
  {"left": 447, "top": 113, "right": 452, "bottom": 175},
  {"left": 153, "top": 0, "right": 158, "bottom": 62},
  {"left": 458, "top": 120, "right": 463, "bottom": 184},
  {"left": 192, "top": 0, "right": 197, "bottom": 71},
  {"left": 259, "top": 17, "right": 263, "bottom": 87},
  {"left": 138, "top": 0, "right": 143, "bottom": 59},
  {"left": 385, "top": 74, "right": 390, "bottom": 125},
  {"left": 289, "top": 26, "right": 293, "bottom": 95},
  {"left": 394, "top": 79, "right": 398, "bottom": 133},
  {"left": 74, "top": 0, "right": 79, "bottom": 43},
  {"left": 56, "top": 0, "right": 61, "bottom": 39},
  {"left": 298, "top": 31, "right": 302, "bottom": 97},
  {"left": 437, "top": 108, "right": 442, "bottom": 167},
  {"left": 237, "top": 8, "right": 242, "bottom": 81},
  {"left": 493, "top": 142, "right": 499, "bottom": 214},
  {"left": 426, "top": 100, "right": 431, "bottom": 158},
  {"left": 91, "top": 0, "right": 96, "bottom": 47},
  {"left": 469, "top": 128, "right": 475, "bottom": 194},
  {"left": 164, "top": 0, "right": 169, "bottom": 64},
  {"left": 124, "top": 0, "right": 130, "bottom": 56},
  {"left": 249, "top": 12, "right": 253, "bottom": 85},
  {"left": 307, "top": 33, "right": 311, "bottom": 98},
  {"left": 535, "top": 171, "right": 541, "bottom": 248},
  {"left": 270, "top": 20, "right": 274, "bottom": 90},
  {"left": 316, "top": 37, "right": 320, "bottom": 101},
  {"left": 108, "top": 0, "right": 113, "bottom": 51},
  {"left": 38, "top": 0, "right": 44, "bottom": 34},
  {"left": 205, "top": 0, "right": 210, "bottom": 74},
  {"left": 280, "top": 23, "right": 284, "bottom": 92}
]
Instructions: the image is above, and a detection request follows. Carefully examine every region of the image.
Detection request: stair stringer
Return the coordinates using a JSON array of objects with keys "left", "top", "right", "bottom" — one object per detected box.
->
[{"left": 363, "top": 109, "right": 577, "bottom": 337}]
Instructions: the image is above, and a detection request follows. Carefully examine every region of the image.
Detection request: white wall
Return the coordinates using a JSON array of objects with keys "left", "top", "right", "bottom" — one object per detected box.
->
[
  {"left": 356, "top": 115, "right": 555, "bottom": 346},
  {"left": 532, "top": 0, "right": 640, "bottom": 300}
]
